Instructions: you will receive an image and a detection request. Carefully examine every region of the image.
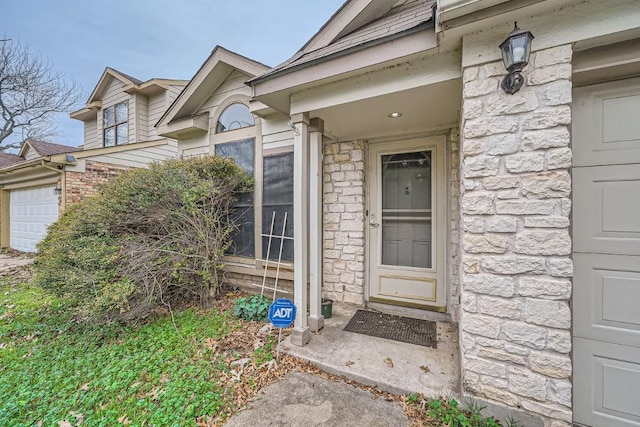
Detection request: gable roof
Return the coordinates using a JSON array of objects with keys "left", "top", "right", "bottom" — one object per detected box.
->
[
  {"left": 250, "top": 0, "right": 435, "bottom": 85},
  {"left": 18, "top": 139, "right": 77, "bottom": 158},
  {"left": 0, "top": 152, "right": 24, "bottom": 168},
  {"left": 71, "top": 68, "right": 188, "bottom": 122},
  {"left": 86, "top": 67, "right": 143, "bottom": 104},
  {"left": 156, "top": 46, "right": 271, "bottom": 128}
]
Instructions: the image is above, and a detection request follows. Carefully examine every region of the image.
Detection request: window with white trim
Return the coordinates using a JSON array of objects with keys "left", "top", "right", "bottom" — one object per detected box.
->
[
  {"left": 262, "top": 152, "right": 294, "bottom": 261},
  {"left": 215, "top": 138, "right": 255, "bottom": 257},
  {"left": 213, "top": 101, "right": 294, "bottom": 263},
  {"left": 103, "top": 101, "right": 128, "bottom": 147}
]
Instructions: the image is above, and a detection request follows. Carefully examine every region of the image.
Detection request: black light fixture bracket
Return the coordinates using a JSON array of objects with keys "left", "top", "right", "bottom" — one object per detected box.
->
[{"left": 501, "top": 71, "right": 524, "bottom": 94}]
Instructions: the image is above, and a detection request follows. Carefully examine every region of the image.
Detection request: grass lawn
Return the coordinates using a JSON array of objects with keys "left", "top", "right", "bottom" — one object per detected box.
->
[
  {"left": 0, "top": 274, "right": 274, "bottom": 427},
  {"left": 0, "top": 268, "right": 519, "bottom": 427}
]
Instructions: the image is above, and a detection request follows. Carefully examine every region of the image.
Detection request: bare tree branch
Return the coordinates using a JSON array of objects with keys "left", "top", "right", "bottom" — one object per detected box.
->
[{"left": 0, "top": 36, "right": 82, "bottom": 150}]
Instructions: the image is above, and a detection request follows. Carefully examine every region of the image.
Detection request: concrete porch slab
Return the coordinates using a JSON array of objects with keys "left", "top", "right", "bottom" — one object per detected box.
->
[{"left": 283, "top": 303, "right": 460, "bottom": 399}]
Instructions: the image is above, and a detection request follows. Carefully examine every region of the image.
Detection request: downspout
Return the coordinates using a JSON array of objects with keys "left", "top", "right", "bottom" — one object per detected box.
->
[{"left": 40, "top": 159, "right": 66, "bottom": 211}]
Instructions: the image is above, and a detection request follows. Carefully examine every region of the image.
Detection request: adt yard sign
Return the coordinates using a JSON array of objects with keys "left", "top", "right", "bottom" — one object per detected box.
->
[{"left": 268, "top": 298, "right": 296, "bottom": 328}]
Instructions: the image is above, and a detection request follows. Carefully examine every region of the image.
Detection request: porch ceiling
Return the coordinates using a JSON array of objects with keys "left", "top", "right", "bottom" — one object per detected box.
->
[{"left": 312, "top": 78, "right": 461, "bottom": 140}]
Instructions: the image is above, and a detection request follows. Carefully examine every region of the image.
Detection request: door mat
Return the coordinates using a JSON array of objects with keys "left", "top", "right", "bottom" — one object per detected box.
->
[{"left": 343, "top": 310, "right": 437, "bottom": 348}]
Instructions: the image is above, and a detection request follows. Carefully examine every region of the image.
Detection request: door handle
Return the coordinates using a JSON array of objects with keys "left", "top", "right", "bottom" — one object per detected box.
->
[{"left": 370, "top": 222, "right": 380, "bottom": 228}]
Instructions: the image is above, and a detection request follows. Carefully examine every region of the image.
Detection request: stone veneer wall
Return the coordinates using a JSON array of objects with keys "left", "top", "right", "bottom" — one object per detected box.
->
[
  {"left": 459, "top": 45, "right": 573, "bottom": 427},
  {"left": 65, "top": 160, "right": 130, "bottom": 205},
  {"left": 323, "top": 140, "right": 366, "bottom": 305},
  {"left": 221, "top": 270, "right": 293, "bottom": 297},
  {"left": 449, "top": 127, "right": 461, "bottom": 323}
]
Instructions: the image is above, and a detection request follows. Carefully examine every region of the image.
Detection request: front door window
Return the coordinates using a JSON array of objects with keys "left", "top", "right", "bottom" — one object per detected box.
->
[{"left": 381, "top": 151, "right": 433, "bottom": 269}]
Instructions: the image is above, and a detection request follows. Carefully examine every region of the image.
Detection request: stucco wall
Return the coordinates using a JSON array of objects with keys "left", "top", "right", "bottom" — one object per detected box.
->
[{"left": 458, "top": 45, "right": 573, "bottom": 427}]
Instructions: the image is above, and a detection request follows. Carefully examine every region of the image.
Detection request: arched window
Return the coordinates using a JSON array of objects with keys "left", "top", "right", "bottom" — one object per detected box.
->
[{"left": 216, "top": 103, "right": 254, "bottom": 133}]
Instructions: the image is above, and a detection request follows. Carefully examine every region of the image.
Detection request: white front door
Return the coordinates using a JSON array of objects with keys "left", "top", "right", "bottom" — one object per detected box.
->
[
  {"left": 367, "top": 137, "right": 446, "bottom": 310},
  {"left": 573, "top": 77, "right": 640, "bottom": 427}
]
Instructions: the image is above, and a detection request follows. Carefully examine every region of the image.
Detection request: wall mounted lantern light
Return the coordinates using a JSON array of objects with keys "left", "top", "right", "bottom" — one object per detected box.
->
[{"left": 499, "top": 22, "right": 534, "bottom": 94}]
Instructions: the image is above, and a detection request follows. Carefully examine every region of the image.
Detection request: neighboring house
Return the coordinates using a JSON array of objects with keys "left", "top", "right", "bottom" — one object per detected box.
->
[
  {"left": 0, "top": 68, "right": 188, "bottom": 252},
  {"left": 175, "top": 1, "right": 640, "bottom": 425}
]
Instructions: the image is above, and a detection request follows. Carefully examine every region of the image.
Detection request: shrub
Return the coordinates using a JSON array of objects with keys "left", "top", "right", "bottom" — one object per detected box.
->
[{"left": 33, "top": 156, "right": 252, "bottom": 321}]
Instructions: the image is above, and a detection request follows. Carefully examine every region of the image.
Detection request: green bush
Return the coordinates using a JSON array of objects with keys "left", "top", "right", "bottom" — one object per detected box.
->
[
  {"left": 33, "top": 156, "right": 252, "bottom": 321},
  {"left": 233, "top": 294, "right": 271, "bottom": 322}
]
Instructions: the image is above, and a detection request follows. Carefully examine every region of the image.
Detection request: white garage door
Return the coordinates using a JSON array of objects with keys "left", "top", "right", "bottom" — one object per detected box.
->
[
  {"left": 573, "top": 77, "right": 640, "bottom": 427},
  {"left": 9, "top": 185, "right": 59, "bottom": 252}
]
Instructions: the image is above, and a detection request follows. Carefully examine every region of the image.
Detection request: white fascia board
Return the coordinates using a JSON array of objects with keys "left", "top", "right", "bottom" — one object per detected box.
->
[{"left": 253, "top": 29, "right": 438, "bottom": 99}]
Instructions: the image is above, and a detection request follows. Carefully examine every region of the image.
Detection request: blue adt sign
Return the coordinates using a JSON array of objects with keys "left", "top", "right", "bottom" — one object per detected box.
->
[{"left": 268, "top": 298, "right": 296, "bottom": 328}]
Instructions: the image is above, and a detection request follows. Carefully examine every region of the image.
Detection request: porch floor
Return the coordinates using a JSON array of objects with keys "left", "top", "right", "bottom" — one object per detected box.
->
[{"left": 282, "top": 302, "right": 460, "bottom": 398}]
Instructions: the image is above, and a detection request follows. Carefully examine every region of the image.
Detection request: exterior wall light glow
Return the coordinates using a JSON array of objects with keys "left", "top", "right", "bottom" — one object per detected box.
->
[
  {"left": 499, "top": 22, "right": 534, "bottom": 94},
  {"left": 387, "top": 112, "right": 402, "bottom": 118}
]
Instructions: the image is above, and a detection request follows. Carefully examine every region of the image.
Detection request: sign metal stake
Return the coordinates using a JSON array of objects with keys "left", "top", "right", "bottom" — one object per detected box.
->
[{"left": 268, "top": 298, "right": 297, "bottom": 363}]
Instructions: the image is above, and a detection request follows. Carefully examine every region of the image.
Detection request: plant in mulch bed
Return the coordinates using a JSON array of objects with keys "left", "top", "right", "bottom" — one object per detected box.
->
[
  {"left": 402, "top": 394, "right": 521, "bottom": 427},
  {"left": 233, "top": 294, "right": 271, "bottom": 322}
]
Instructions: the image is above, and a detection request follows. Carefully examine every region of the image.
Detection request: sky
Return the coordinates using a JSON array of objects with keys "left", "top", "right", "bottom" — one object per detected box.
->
[{"left": 4, "top": 1, "right": 346, "bottom": 148}]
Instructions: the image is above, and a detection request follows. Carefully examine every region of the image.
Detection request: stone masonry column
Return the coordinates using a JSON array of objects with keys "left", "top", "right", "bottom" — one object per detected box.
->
[
  {"left": 322, "top": 140, "right": 366, "bottom": 305},
  {"left": 459, "top": 45, "right": 574, "bottom": 427}
]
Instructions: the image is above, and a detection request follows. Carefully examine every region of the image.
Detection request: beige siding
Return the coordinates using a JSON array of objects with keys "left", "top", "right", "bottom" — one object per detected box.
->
[
  {"left": 199, "top": 71, "right": 252, "bottom": 112},
  {"left": 147, "top": 92, "right": 167, "bottom": 140},
  {"left": 83, "top": 119, "right": 98, "bottom": 149},
  {"left": 88, "top": 140, "right": 178, "bottom": 168},
  {"left": 262, "top": 117, "right": 294, "bottom": 151},
  {"left": 97, "top": 77, "right": 135, "bottom": 147},
  {"left": 166, "top": 84, "right": 183, "bottom": 105},
  {"left": 136, "top": 93, "right": 149, "bottom": 142},
  {"left": 23, "top": 147, "right": 39, "bottom": 161},
  {"left": 178, "top": 135, "right": 209, "bottom": 158}
]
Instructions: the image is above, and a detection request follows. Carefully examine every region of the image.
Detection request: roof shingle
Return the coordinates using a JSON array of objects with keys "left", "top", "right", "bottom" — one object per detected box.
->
[
  {"left": 0, "top": 152, "right": 25, "bottom": 168},
  {"left": 256, "top": 0, "right": 435, "bottom": 81},
  {"left": 25, "top": 139, "right": 77, "bottom": 156}
]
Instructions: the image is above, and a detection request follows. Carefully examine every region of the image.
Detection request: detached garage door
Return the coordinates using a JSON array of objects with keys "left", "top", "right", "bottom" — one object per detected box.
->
[
  {"left": 9, "top": 185, "right": 59, "bottom": 252},
  {"left": 573, "top": 77, "right": 640, "bottom": 427}
]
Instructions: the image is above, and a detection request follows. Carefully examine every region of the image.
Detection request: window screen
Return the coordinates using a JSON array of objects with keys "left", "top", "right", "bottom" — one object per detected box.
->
[
  {"left": 262, "top": 152, "right": 294, "bottom": 261},
  {"left": 215, "top": 138, "right": 255, "bottom": 257}
]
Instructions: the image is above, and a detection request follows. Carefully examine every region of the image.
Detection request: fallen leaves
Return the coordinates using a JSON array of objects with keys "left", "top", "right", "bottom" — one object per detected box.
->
[
  {"left": 345, "top": 360, "right": 355, "bottom": 366},
  {"left": 384, "top": 357, "right": 394, "bottom": 368},
  {"left": 117, "top": 415, "right": 131, "bottom": 425},
  {"left": 420, "top": 365, "right": 430, "bottom": 373}
]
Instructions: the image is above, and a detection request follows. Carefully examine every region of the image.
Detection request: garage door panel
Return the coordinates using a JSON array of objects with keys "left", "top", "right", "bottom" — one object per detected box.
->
[
  {"left": 574, "top": 253, "right": 640, "bottom": 346},
  {"left": 9, "top": 186, "right": 59, "bottom": 253},
  {"left": 573, "top": 76, "right": 640, "bottom": 427},
  {"left": 573, "top": 77, "right": 640, "bottom": 167},
  {"left": 574, "top": 338, "right": 640, "bottom": 427},
  {"left": 573, "top": 165, "right": 640, "bottom": 256}
]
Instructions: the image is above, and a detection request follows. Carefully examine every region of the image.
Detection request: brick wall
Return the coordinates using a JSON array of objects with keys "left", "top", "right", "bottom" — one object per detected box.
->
[
  {"left": 459, "top": 45, "right": 573, "bottom": 426},
  {"left": 323, "top": 140, "right": 366, "bottom": 305},
  {"left": 65, "top": 160, "right": 130, "bottom": 205}
]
